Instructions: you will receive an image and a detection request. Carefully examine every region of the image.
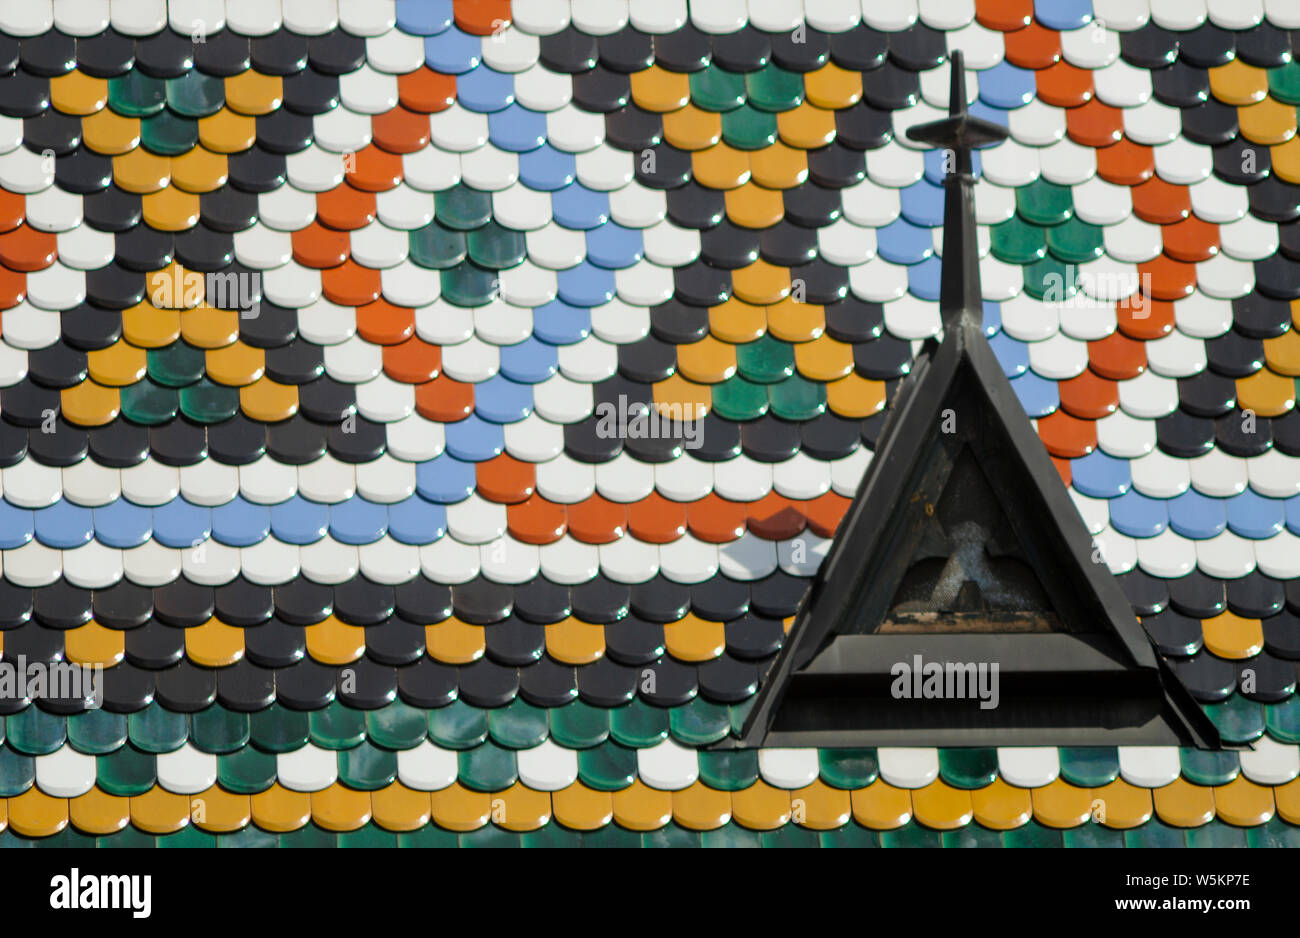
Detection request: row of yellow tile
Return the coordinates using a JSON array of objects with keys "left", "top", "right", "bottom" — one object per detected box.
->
[
  {"left": 693, "top": 139, "right": 811, "bottom": 190},
  {"left": 712, "top": 294, "right": 829, "bottom": 343},
  {"left": 3, "top": 773, "right": 1296, "bottom": 838},
  {"left": 108, "top": 144, "right": 231, "bottom": 192}
]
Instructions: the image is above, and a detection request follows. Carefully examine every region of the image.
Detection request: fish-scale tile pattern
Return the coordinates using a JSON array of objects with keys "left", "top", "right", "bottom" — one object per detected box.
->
[{"left": 1, "top": 0, "right": 1300, "bottom": 845}]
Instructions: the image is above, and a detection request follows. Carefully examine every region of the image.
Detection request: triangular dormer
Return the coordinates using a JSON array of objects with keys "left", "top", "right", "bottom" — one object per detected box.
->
[{"left": 732, "top": 54, "right": 1221, "bottom": 751}]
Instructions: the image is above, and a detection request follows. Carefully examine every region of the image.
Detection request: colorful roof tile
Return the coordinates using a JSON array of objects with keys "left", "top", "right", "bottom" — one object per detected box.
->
[{"left": 1, "top": 0, "right": 1299, "bottom": 847}]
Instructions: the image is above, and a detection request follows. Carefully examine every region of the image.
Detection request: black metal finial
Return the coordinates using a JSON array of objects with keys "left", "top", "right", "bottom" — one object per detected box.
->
[{"left": 905, "top": 52, "right": 1010, "bottom": 331}]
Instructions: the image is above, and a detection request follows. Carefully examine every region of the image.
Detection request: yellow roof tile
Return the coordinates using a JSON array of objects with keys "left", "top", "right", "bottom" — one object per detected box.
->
[
  {"left": 122, "top": 301, "right": 182, "bottom": 347},
  {"left": 1238, "top": 96, "right": 1297, "bottom": 145},
  {"left": 1208, "top": 59, "right": 1269, "bottom": 106},
  {"left": 969, "top": 777, "right": 1033, "bottom": 830},
  {"left": 224, "top": 70, "right": 284, "bottom": 116},
  {"left": 766, "top": 295, "right": 825, "bottom": 342},
  {"left": 691, "top": 142, "right": 751, "bottom": 189},
  {"left": 910, "top": 779, "right": 974, "bottom": 830},
  {"left": 794, "top": 332, "right": 854, "bottom": 382},
  {"left": 1201, "top": 609, "right": 1265, "bottom": 659},
  {"left": 662, "top": 103, "right": 723, "bottom": 151},
  {"left": 551, "top": 782, "right": 614, "bottom": 831},
  {"left": 206, "top": 340, "right": 266, "bottom": 387},
  {"left": 129, "top": 786, "right": 191, "bottom": 834},
  {"left": 113, "top": 147, "right": 170, "bottom": 193},
  {"left": 142, "top": 185, "right": 201, "bottom": 231},
  {"left": 724, "top": 181, "right": 784, "bottom": 228},
  {"left": 185, "top": 617, "right": 246, "bottom": 667},
  {"left": 630, "top": 66, "right": 691, "bottom": 112},
  {"left": 732, "top": 258, "right": 791, "bottom": 305},
  {"left": 709, "top": 296, "right": 766, "bottom": 343},
  {"left": 662, "top": 612, "right": 726, "bottom": 662},
  {"left": 240, "top": 375, "right": 300, "bottom": 423},
  {"left": 611, "top": 779, "right": 673, "bottom": 831},
  {"left": 82, "top": 108, "right": 141, "bottom": 155},
  {"left": 64, "top": 621, "right": 125, "bottom": 668},
  {"left": 544, "top": 617, "right": 605, "bottom": 665},
  {"left": 249, "top": 783, "right": 311, "bottom": 833},
  {"left": 198, "top": 107, "right": 257, "bottom": 153},
  {"left": 1236, "top": 366, "right": 1295, "bottom": 418},
  {"left": 86, "top": 339, "right": 147, "bottom": 386},
  {"left": 1263, "top": 328, "right": 1300, "bottom": 375},
  {"left": 730, "top": 779, "right": 791, "bottom": 830},
  {"left": 676, "top": 334, "right": 738, "bottom": 384},
  {"left": 748, "top": 139, "right": 809, "bottom": 189},
  {"left": 428, "top": 779, "right": 488, "bottom": 831},
  {"left": 776, "top": 102, "right": 837, "bottom": 149},
  {"left": 171, "top": 145, "right": 229, "bottom": 193},
  {"left": 1274, "top": 776, "right": 1300, "bottom": 825},
  {"left": 51, "top": 70, "right": 108, "bottom": 116},
  {"left": 652, "top": 372, "right": 711, "bottom": 421},
  {"left": 190, "top": 786, "right": 251, "bottom": 833},
  {"left": 60, "top": 380, "right": 121, "bottom": 427},
  {"left": 1213, "top": 775, "right": 1274, "bottom": 827},
  {"left": 69, "top": 787, "right": 130, "bottom": 836},
  {"left": 671, "top": 781, "right": 732, "bottom": 830},
  {"left": 7, "top": 788, "right": 69, "bottom": 837},
  {"left": 826, "top": 372, "right": 887, "bottom": 418},
  {"left": 492, "top": 782, "right": 552, "bottom": 831},
  {"left": 850, "top": 778, "right": 912, "bottom": 829},
  {"left": 426, "top": 617, "right": 486, "bottom": 664},
  {"left": 1152, "top": 778, "right": 1216, "bottom": 828},
  {"left": 1091, "top": 777, "right": 1154, "bottom": 829},
  {"left": 1030, "top": 778, "right": 1093, "bottom": 828},
  {"left": 1274, "top": 136, "right": 1300, "bottom": 184},
  {"left": 804, "top": 61, "right": 863, "bottom": 110},
  {"left": 305, "top": 615, "right": 366, "bottom": 665},
  {"left": 371, "top": 782, "right": 433, "bottom": 832},
  {"left": 310, "top": 783, "right": 373, "bottom": 832},
  {"left": 180, "top": 304, "right": 240, "bottom": 347},
  {"left": 791, "top": 779, "right": 853, "bottom": 830}
]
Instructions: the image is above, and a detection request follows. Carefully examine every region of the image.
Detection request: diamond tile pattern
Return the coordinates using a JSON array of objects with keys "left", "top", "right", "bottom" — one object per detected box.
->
[{"left": 1, "top": 0, "right": 1300, "bottom": 847}]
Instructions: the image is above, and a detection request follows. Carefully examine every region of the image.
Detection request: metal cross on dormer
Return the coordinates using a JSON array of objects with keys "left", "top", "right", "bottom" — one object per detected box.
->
[{"left": 906, "top": 51, "right": 1010, "bottom": 332}]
